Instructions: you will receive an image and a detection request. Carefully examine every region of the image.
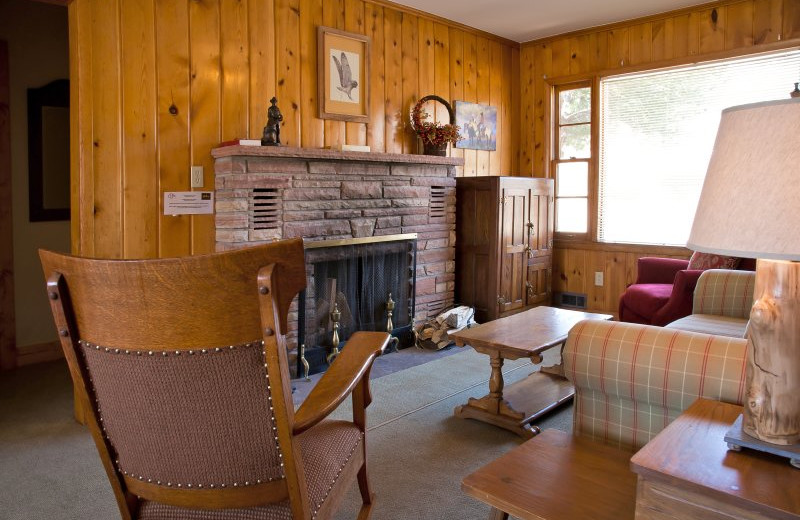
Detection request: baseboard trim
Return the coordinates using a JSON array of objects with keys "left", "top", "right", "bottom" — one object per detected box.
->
[{"left": 16, "top": 341, "right": 63, "bottom": 366}]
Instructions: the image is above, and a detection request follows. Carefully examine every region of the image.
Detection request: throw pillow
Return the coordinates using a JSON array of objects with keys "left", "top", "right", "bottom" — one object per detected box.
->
[{"left": 687, "top": 252, "right": 741, "bottom": 270}]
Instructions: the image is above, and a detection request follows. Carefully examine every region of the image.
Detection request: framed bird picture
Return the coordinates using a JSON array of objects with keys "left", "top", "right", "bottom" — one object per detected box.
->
[{"left": 318, "top": 26, "right": 370, "bottom": 123}]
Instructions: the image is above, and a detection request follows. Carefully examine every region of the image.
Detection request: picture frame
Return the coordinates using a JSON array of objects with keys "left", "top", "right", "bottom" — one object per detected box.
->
[
  {"left": 454, "top": 101, "right": 497, "bottom": 151},
  {"left": 318, "top": 26, "right": 370, "bottom": 123},
  {"left": 28, "top": 79, "right": 70, "bottom": 222}
]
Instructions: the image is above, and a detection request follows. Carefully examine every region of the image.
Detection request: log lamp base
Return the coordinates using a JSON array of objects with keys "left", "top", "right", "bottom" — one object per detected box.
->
[{"left": 743, "top": 259, "right": 800, "bottom": 445}]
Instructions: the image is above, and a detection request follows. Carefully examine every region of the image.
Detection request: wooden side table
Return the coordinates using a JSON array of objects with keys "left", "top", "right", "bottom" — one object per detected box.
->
[
  {"left": 462, "top": 429, "right": 637, "bottom": 520},
  {"left": 631, "top": 399, "right": 800, "bottom": 520}
]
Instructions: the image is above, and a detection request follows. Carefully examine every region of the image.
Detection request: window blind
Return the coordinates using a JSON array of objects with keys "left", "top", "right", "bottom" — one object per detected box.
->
[{"left": 598, "top": 50, "right": 800, "bottom": 246}]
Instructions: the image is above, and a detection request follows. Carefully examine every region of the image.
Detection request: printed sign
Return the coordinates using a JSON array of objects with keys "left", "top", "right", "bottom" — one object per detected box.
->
[{"left": 164, "top": 191, "right": 214, "bottom": 215}]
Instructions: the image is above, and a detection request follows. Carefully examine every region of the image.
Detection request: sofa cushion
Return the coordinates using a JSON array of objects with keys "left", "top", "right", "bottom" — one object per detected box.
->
[
  {"left": 687, "top": 252, "right": 740, "bottom": 270},
  {"left": 666, "top": 314, "right": 748, "bottom": 338}
]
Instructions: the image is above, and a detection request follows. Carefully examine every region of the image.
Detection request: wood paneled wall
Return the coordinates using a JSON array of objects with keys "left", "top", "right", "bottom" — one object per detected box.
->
[
  {"left": 522, "top": 0, "right": 800, "bottom": 314},
  {"left": 67, "top": 0, "right": 520, "bottom": 258},
  {"left": 552, "top": 243, "right": 691, "bottom": 315}
]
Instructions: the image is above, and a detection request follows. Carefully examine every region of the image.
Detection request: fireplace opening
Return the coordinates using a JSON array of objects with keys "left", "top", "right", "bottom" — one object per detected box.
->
[{"left": 298, "top": 234, "right": 417, "bottom": 377}]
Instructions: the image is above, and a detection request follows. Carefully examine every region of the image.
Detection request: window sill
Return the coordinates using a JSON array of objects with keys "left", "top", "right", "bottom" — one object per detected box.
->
[{"left": 554, "top": 239, "right": 691, "bottom": 256}]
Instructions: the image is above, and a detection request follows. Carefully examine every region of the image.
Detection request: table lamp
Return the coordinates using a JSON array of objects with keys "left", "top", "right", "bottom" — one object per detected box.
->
[{"left": 687, "top": 98, "right": 800, "bottom": 454}]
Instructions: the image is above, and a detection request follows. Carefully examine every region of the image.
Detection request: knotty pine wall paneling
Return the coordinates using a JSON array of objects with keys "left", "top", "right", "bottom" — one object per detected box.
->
[
  {"left": 384, "top": 9, "right": 403, "bottom": 154},
  {"left": 401, "top": 13, "right": 419, "bottom": 154},
  {"left": 188, "top": 0, "right": 221, "bottom": 255},
  {"left": 68, "top": 0, "right": 520, "bottom": 258},
  {"left": 156, "top": 0, "right": 192, "bottom": 259},
  {"left": 365, "top": 3, "right": 384, "bottom": 152},
  {"left": 522, "top": 0, "right": 800, "bottom": 314},
  {"left": 89, "top": 0, "right": 122, "bottom": 259},
  {"left": 461, "top": 32, "right": 478, "bottom": 176}
]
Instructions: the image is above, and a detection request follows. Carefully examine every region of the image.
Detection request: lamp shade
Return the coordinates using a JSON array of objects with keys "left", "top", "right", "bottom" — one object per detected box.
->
[{"left": 687, "top": 98, "right": 800, "bottom": 261}]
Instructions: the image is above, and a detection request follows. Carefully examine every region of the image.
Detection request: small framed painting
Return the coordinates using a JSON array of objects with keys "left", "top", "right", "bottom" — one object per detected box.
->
[
  {"left": 454, "top": 101, "right": 497, "bottom": 151},
  {"left": 318, "top": 26, "right": 370, "bottom": 123}
]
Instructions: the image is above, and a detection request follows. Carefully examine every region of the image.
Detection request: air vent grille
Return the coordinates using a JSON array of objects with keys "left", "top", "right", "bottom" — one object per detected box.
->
[
  {"left": 556, "top": 291, "right": 587, "bottom": 309},
  {"left": 249, "top": 188, "right": 281, "bottom": 230},
  {"left": 429, "top": 186, "right": 446, "bottom": 222}
]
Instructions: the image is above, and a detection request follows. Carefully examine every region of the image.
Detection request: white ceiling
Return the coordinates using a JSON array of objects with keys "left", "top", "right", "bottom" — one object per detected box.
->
[{"left": 391, "top": 0, "right": 709, "bottom": 42}]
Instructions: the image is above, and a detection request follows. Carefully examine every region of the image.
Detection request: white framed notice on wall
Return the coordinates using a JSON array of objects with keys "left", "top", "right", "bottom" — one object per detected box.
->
[{"left": 164, "top": 191, "right": 214, "bottom": 215}]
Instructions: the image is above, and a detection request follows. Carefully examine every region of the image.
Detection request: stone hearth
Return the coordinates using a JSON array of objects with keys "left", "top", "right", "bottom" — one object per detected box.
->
[{"left": 212, "top": 145, "right": 462, "bottom": 369}]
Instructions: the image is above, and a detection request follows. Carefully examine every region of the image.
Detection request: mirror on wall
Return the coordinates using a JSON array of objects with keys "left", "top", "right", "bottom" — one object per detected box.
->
[{"left": 28, "top": 79, "right": 69, "bottom": 222}]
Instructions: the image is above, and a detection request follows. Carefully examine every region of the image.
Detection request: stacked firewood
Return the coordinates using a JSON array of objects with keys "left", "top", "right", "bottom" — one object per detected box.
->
[{"left": 416, "top": 306, "right": 477, "bottom": 350}]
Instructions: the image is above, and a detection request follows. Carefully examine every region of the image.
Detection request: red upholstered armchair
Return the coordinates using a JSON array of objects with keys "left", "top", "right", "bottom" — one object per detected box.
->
[
  {"left": 619, "top": 255, "right": 755, "bottom": 326},
  {"left": 619, "top": 257, "right": 699, "bottom": 326}
]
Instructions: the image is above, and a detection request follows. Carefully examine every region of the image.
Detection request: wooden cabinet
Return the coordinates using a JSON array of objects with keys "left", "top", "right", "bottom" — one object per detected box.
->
[{"left": 456, "top": 176, "right": 554, "bottom": 323}]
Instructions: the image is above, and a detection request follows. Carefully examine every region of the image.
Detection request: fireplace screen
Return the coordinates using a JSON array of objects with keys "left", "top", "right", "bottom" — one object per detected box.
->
[{"left": 298, "top": 236, "right": 416, "bottom": 375}]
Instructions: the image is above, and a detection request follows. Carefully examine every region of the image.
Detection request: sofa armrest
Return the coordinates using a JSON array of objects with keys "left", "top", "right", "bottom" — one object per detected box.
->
[
  {"left": 563, "top": 319, "right": 746, "bottom": 448},
  {"left": 650, "top": 269, "right": 704, "bottom": 326},
  {"left": 635, "top": 257, "right": 690, "bottom": 284},
  {"left": 693, "top": 269, "right": 756, "bottom": 319}
]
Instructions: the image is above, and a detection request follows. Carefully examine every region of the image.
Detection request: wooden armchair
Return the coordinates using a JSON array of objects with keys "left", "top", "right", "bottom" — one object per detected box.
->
[{"left": 40, "top": 238, "right": 390, "bottom": 520}]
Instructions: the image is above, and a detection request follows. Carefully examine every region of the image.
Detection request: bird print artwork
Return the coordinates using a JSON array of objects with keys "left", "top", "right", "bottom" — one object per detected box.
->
[{"left": 331, "top": 50, "right": 359, "bottom": 103}]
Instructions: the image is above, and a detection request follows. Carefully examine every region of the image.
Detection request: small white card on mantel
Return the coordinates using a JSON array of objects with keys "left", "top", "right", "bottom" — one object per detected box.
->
[{"left": 164, "top": 191, "right": 214, "bottom": 215}]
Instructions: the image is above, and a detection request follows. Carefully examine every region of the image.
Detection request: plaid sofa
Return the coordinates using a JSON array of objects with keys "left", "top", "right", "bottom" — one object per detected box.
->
[
  {"left": 563, "top": 320, "right": 747, "bottom": 449},
  {"left": 563, "top": 269, "right": 755, "bottom": 450}
]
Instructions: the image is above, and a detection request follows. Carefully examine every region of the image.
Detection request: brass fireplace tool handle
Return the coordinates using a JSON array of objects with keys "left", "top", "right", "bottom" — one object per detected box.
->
[
  {"left": 326, "top": 303, "right": 341, "bottom": 365},
  {"left": 386, "top": 293, "right": 400, "bottom": 354},
  {"left": 299, "top": 343, "right": 311, "bottom": 381}
]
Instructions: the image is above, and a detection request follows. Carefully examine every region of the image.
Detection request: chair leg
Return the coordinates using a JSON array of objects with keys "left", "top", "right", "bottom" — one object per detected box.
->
[{"left": 356, "top": 463, "right": 374, "bottom": 520}]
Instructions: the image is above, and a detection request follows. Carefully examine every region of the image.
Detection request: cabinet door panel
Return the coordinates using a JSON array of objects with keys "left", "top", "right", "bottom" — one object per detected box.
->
[
  {"left": 499, "top": 187, "right": 528, "bottom": 314},
  {"left": 526, "top": 256, "right": 552, "bottom": 306},
  {"left": 527, "top": 192, "right": 553, "bottom": 256},
  {"left": 456, "top": 184, "right": 495, "bottom": 322}
]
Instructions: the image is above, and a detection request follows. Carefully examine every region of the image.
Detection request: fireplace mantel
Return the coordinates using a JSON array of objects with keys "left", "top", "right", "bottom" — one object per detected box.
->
[{"left": 212, "top": 144, "right": 465, "bottom": 166}]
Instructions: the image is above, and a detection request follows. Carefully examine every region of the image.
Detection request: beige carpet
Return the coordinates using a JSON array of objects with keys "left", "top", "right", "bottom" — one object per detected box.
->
[
  {"left": 332, "top": 347, "right": 572, "bottom": 519},
  {"left": 0, "top": 348, "right": 572, "bottom": 519}
]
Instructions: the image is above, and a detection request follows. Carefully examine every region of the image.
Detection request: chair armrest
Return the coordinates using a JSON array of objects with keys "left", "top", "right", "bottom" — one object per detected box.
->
[
  {"left": 293, "top": 331, "right": 390, "bottom": 435},
  {"left": 651, "top": 269, "right": 704, "bottom": 326},
  {"left": 635, "top": 257, "right": 690, "bottom": 284},
  {"left": 693, "top": 269, "right": 756, "bottom": 319}
]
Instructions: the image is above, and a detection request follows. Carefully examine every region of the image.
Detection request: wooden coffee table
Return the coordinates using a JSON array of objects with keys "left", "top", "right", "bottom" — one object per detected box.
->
[
  {"left": 462, "top": 428, "right": 637, "bottom": 520},
  {"left": 451, "top": 306, "right": 612, "bottom": 438}
]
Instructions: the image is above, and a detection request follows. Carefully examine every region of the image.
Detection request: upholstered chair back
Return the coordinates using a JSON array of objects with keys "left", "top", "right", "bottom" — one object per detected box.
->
[{"left": 40, "top": 239, "right": 307, "bottom": 517}]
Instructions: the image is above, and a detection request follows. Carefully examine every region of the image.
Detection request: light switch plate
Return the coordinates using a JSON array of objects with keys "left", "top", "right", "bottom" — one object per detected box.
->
[
  {"left": 594, "top": 271, "right": 604, "bottom": 286},
  {"left": 190, "top": 166, "right": 204, "bottom": 188}
]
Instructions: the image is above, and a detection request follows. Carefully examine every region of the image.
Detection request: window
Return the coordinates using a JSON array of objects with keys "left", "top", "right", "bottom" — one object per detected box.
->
[
  {"left": 599, "top": 50, "right": 800, "bottom": 245},
  {"left": 553, "top": 84, "right": 591, "bottom": 235}
]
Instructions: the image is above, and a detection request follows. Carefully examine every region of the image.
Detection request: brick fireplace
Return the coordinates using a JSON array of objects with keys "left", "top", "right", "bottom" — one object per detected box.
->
[{"left": 212, "top": 145, "right": 461, "bottom": 374}]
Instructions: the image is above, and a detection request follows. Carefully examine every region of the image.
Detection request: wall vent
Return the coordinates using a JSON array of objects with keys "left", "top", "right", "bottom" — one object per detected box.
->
[
  {"left": 429, "top": 186, "right": 446, "bottom": 222},
  {"left": 556, "top": 291, "right": 587, "bottom": 309},
  {"left": 249, "top": 188, "right": 281, "bottom": 230}
]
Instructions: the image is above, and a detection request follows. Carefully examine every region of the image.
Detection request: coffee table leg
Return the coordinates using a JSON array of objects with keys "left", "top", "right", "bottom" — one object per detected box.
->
[
  {"left": 488, "top": 507, "right": 509, "bottom": 520},
  {"left": 488, "top": 354, "right": 504, "bottom": 413},
  {"left": 454, "top": 351, "right": 530, "bottom": 436}
]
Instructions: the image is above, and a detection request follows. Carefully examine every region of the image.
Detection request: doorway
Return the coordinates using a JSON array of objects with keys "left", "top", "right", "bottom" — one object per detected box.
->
[{"left": 0, "top": 0, "right": 71, "bottom": 370}]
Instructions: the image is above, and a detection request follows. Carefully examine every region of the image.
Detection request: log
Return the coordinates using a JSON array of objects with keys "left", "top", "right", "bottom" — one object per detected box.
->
[{"left": 743, "top": 259, "right": 800, "bottom": 445}]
